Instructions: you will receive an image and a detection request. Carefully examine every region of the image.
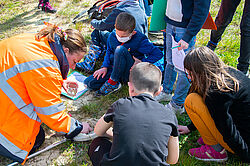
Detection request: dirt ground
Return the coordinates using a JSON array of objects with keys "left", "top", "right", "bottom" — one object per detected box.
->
[{"left": 0, "top": 0, "right": 99, "bottom": 165}]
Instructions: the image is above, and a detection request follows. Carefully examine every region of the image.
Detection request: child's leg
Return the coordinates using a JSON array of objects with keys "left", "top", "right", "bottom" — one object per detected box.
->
[
  {"left": 110, "top": 46, "right": 134, "bottom": 82},
  {"left": 88, "top": 137, "right": 112, "bottom": 166},
  {"left": 84, "top": 69, "right": 112, "bottom": 90},
  {"left": 185, "top": 93, "right": 233, "bottom": 153},
  {"left": 76, "top": 30, "right": 110, "bottom": 72}
]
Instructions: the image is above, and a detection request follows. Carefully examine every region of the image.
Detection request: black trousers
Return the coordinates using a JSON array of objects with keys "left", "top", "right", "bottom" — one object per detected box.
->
[
  {"left": 29, "top": 126, "right": 45, "bottom": 155},
  {"left": 210, "top": 0, "right": 250, "bottom": 74},
  {"left": 88, "top": 137, "right": 112, "bottom": 166}
]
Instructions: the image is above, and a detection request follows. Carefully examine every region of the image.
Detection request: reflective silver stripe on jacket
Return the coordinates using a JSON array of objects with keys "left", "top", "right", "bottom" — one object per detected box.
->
[
  {"left": 0, "top": 133, "right": 28, "bottom": 160},
  {"left": 35, "top": 102, "right": 65, "bottom": 115},
  {"left": 0, "top": 59, "right": 60, "bottom": 121}
]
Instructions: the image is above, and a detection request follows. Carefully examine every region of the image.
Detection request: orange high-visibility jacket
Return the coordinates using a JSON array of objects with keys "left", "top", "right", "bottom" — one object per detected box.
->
[{"left": 0, "top": 33, "right": 79, "bottom": 164}]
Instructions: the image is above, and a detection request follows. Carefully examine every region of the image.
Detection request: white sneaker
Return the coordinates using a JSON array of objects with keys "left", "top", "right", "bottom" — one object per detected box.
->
[
  {"left": 73, "top": 131, "right": 97, "bottom": 142},
  {"left": 154, "top": 91, "right": 172, "bottom": 102},
  {"left": 165, "top": 102, "right": 185, "bottom": 115}
]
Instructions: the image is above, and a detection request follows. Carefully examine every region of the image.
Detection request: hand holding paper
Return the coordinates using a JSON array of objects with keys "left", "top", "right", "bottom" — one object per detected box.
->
[{"left": 171, "top": 35, "right": 186, "bottom": 72}]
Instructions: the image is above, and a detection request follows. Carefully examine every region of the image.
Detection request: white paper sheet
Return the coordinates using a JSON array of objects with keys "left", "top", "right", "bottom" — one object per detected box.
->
[{"left": 171, "top": 35, "right": 185, "bottom": 72}]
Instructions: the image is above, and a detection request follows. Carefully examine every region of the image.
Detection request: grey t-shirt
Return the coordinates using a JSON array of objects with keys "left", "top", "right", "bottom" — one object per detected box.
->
[{"left": 101, "top": 93, "right": 178, "bottom": 166}]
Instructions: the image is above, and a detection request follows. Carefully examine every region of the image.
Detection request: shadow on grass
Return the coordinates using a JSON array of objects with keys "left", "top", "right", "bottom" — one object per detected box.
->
[{"left": 0, "top": 8, "right": 47, "bottom": 34}]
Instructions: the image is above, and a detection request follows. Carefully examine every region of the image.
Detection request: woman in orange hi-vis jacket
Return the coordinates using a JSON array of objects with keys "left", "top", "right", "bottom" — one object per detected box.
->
[{"left": 0, "top": 24, "right": 92, "bottom": 164}]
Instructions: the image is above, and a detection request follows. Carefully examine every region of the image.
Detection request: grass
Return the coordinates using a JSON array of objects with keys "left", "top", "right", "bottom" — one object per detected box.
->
[{"left": 0, "top": 0, "right": 248, "bottom": 165}]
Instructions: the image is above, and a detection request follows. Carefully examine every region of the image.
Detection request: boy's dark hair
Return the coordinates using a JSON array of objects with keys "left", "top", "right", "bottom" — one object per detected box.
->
[
  {"left": 115, "top": 12, "right": 135, "bottom": 33},
  {"left": 130, "top": 62, "right": 162, "bottom": 94}
]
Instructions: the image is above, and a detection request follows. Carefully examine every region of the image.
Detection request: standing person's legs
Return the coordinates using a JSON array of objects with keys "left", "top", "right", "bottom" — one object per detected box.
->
[
  {"left": 171, "top": 26, "right": 195, "bottom": 106},
  {"left": 185, "top": 93, "right": 233, "bottom": 153},
  {"left": 208, "top": 0, "right": 241, "bottom": 50},
  {"left": 237, "top": 0, "right": 250, "bottom": 74},
  {"left": 88, "top": 137, "right": 112, "bottom": 166},
  {"left": 158, "top": 24, "right": 194, "bottom": 108},
  {"left": 162, "top": 24, "right": 177, "bottom": 99}
]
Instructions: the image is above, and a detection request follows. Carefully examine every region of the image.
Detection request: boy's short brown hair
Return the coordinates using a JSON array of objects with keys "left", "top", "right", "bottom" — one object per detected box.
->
[
  {"left": 130, "top": 62, "right": 162, "bottom": 94},
  {"left": 115, "top": 12, "right": 136, "bottom": 33}
]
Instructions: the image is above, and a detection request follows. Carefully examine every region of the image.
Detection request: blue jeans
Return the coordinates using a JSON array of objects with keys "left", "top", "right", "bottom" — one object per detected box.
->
[
  {"left": 163, "top": 23, "right": 196, "bottom": 105},
  {"left": 91, "top": 29, "right": 110, "bottom": 50},
  {"left": 84, "top": 46, "right": 134, "bottom": 90}
]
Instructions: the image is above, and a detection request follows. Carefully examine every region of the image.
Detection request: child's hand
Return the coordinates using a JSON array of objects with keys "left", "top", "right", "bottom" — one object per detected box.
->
[
  {"left": 130, "top": 56, "right": 141, "bottom": 71},
  {"left": 178, "top": 125, "right": 190, "bottom": 134},
  {"left": 93, "top": 67, "right": 107, "bottom": 80},
  {"left": 177, "top": 40, "right": 189, "bottom": 50},
  {"left": 81, "top": 122, "right": 93, "bottom": 134}
]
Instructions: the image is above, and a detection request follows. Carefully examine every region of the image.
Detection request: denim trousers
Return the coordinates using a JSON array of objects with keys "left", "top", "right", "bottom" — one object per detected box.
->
[
  {"left": 210, "top": 0, "right": 250, "bottom": 74},
  {"left": 91, "top": 29, "right": 111, "bottom": 50},
  {"left": 84, "top": 46, "right": 134, "bottom": 90},
  {"left": 163, "top": 23, "right": 196, "bottom": 105}
]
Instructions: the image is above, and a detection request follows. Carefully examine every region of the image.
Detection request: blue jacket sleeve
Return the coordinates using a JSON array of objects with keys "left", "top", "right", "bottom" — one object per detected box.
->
[
  {"left": 137, "top": 38, "right": 163, "bottom": 63},
  {"left": 91, "top": 9, "right": 122, "bottom": 32},
  {"left": 182, "top": 0, "right": 211, "bottom": 43},
  {"left": 101, "top": 35, "right": 112, "bottom": 68}
]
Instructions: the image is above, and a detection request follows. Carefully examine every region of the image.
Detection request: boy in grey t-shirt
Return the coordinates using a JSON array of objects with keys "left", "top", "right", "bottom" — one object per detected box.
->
[{"left": 88, "top": 62, "right": 179, "bottom": 166}]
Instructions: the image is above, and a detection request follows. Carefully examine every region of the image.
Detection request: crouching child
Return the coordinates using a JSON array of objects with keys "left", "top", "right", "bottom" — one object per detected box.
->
[
  {"left": 88, "top": 62, "right": 179, "bottom": 166},
  {"left": 84, "top": 12, "right": 163, "bottom": 96}
]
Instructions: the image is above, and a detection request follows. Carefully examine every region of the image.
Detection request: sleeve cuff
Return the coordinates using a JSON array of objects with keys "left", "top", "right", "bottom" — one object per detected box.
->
[
  {"left": 187, "top": 122, "right": 197, "bottom": 132},
  {"left": 182, "top": 32, "right": 193, "bottom": 44},
  {"left": 65, "top": 118, "right": 83, "bottom": 139}
]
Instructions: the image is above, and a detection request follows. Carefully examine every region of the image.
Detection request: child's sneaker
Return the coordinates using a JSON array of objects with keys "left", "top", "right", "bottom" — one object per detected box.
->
[
  {"left": 197, "top": 137, "right": 205, "bottom": 145},
  {"left": 165, "top": 101, "right": 185, "bottom": 114},
  {"left": 154, "top": 91, "right": 172, "bottom": 102},
  {"left": 97, "top": 81, "right": 121, "bottom": 96},
  {"left": 188, "top": 145, "right": 228, "bottom": 162}
]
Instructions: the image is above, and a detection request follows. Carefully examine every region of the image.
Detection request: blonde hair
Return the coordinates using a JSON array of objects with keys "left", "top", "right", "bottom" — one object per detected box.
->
[
  {"left": 130, "top": 62, "right": 162, "bottom": 94},
  {"left": 36, "top": 24, "right": 87, "bottom": 53},
  {"left": 184, "top": 47, "right": 239, "bottom": 100}
]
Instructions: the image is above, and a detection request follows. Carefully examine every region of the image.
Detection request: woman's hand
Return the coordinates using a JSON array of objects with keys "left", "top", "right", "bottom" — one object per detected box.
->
[
  {"left": 93, "top": 67, "right": 107, "bottom": 80},
  {"left": 63, "top": 81, "right": 78, "bottom": 96},
  {"left": 178, "top": 125, "right": 190, "bottom": 134}
]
